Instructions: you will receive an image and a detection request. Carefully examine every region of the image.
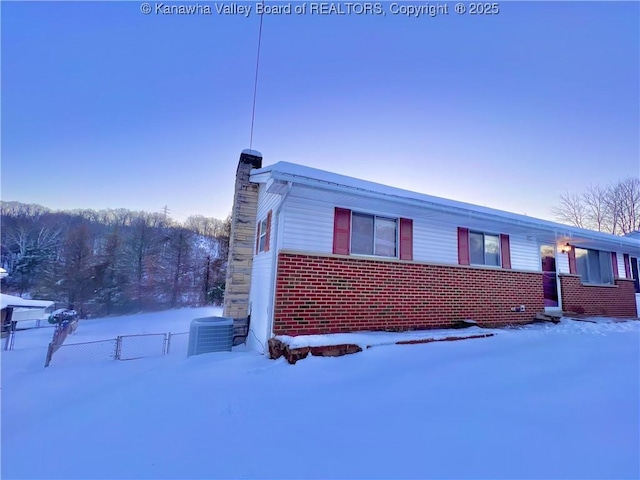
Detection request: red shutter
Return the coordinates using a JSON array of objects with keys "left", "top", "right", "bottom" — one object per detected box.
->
[
  {"left": 623, "top": 254, "right": 631, "bottom": 278},
  {"left": 500, "top": 234, "right": 511, "bottom": 269},
  {"left": 333, "top": 208, "right": 351, "bottom": 255},
  {"left": 399, "top": 218, "right": 413, "bottom": 261},
  {"left": 568, "top": 247, "right": 577, "bottom": 274},
  {"left": 611, "top": 252, "right": 619, "bottom": 278},
  {"left": 264, "top": 211, "right": 272, "bottom": 252},
  {"left": 457, "top": 227, "right": 470, "bottom": 265},
  {"left": 255, "top": 220, "right": 261, "bottom": 254}
]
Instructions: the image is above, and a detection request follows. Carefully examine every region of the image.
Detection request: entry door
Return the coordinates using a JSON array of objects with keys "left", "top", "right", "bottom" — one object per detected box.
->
[{"left": 540, "top": 245, "right": 559, "bottom": 308}]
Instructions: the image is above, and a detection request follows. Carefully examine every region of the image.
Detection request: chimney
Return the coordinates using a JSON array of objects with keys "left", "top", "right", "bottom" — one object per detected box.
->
[{"left": 223, "top": 149, "right": 263, "bottom": 319}]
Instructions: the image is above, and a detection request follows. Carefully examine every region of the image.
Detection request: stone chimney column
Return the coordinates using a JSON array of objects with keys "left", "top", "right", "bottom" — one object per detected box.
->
[{"left": 223, "top": 149, "right": 263, "bottom": 319}]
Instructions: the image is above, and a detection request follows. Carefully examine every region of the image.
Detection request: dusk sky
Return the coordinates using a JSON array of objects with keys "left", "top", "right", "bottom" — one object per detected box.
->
[{"left": 2, "top": 1, "right": 639, "bottom": 222}]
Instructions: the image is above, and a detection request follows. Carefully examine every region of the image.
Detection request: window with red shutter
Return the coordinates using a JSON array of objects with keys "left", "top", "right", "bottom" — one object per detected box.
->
[
  {"left": 623, "top": 254, "right": 631, "bottom": 278},
  {"left": 333, "top": 208, "right": 351, "bottom": 255},
  {"left": 500, "top": 234, "right": 511, "bottom": 269},
  {"left": 399, "top": 218, "right": 413, "bottom": 261},
  {"left": 457, "top": 227, "right": 470, "bottom": 265},
  {"left": 264, "top": 211, "right": 272, "bottom": 252},
  {"left": 568, "top": 247, "right": 577, "bottom": 274}
]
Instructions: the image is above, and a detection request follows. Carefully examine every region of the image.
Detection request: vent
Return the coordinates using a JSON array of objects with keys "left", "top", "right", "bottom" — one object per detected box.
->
[{"left": 187, "top": 317, "right": 234, "bottom": 357}]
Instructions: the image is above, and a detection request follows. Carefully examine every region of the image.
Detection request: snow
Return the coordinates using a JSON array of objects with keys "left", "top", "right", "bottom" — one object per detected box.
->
[
  {"left": 276, "top": 325, "right": 497, "bottom": 349},
  {"left": 0, "top": 293, "right": 54, "bottom": 310},
  {"left": 2, "top": 311, "right": 639, "bottom": 479},
  {"left": 251, "top": 161, "right": 640, "bottom": 252},
  {"left": 241, "top": 148, "right": 262, "bottom": 157}
]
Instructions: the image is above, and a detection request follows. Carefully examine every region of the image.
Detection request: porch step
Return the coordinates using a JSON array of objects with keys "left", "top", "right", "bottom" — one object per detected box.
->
[{"left": 533, "top": 313, "right": 561, "bottom": 324}]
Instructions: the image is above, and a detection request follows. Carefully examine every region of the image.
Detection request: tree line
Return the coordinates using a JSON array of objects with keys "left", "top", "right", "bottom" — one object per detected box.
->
[
  {"left": 552, "top": 177, "right": 640, "bottom": 235},
  {"left": 1, "top": 201, "right": 230, "bottom": 317}
]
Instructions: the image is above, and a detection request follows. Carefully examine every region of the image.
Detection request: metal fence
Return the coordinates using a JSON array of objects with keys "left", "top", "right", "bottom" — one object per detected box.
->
[
  {"left": 45, "top": 331, "right": 189, "bottom": 367},
  {"left": 117, "top": 333, "right": 167, "bottom": 360},
  {"left": 166, "top": 332, "right": 189, "bottom": 355},
  {"left": 2, "top": 321, "right": 55, "bottom": 352},
  {"left": 47, "top": 338, "right": 118, "bottom": 367}
]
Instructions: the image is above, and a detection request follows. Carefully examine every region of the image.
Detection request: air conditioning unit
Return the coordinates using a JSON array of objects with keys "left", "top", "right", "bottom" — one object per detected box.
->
[{"left": 187, "top": 317, "right": 234, "bottom": 357}]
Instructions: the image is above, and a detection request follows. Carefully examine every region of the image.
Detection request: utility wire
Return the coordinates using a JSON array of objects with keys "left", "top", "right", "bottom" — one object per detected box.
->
[{"left": 249, "top": 3, "right": 265, "bottom": 151}]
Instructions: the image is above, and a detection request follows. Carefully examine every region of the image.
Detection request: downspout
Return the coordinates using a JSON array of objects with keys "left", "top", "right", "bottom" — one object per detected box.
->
[{"left": 265, "top": 182, "right": 293, "bottom": 353}]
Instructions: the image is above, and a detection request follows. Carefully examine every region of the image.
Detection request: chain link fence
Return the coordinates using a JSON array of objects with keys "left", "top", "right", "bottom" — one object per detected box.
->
[
  {"left": 166, "top": 332, "right": 189, "bottom": 355},
  {"left": 45, "top": 331, "right": 189, "bottom": 367},
  {"left": 117, "top": 333, "right": 167, "bottom": 360},
  {"left": 47, "top": 339, "right": 118, "bottom": 367}
]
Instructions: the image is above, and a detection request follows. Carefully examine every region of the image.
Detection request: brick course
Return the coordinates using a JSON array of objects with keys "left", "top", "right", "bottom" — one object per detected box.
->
[
  {"left": 274, "top": 252, "right": 546, "bottom": 336},
  {"left": 559, "top": 274, "right": 637, "bottom": 317}
]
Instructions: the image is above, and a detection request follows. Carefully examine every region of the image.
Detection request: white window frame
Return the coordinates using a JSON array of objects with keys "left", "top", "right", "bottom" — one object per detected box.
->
[
  {"left": 574, "top": 247, "right": 613, "bottom": 285},
  {"left": 350, "top": 212, "right": 399, "bottom": 258},
  {"left": 257, "top": 217, "right": 268, "bottom": 253},
  {"left": 469, "top": 231, "right": 501, "bottom": 267}
]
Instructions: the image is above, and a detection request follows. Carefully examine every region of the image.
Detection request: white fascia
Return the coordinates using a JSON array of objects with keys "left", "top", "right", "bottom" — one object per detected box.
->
[{"left": 265, "top": 171, "right": 640, "bottom": 253}]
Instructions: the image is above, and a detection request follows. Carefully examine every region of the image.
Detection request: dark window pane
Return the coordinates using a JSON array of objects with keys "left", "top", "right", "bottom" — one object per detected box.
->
[
  {"left": 469, "top": 232, "right": 484, "bottom": 265},
  {"left": 484, "top": 234, "right": 500, "bottom": 266},
  {"left": 375, "top": 217, "right": 397, "bottom": 257},
  {"left": 587, "top": 249, "right": 601, "bottom": 283},
  {"left": 351, "top": 213, "right": 374, "bottom": 255},
  {"left": 599, "top": 251, "right": 613, "bottom": 284},
  {"left": 575, "top": 248, "right": 589, "bottom": 282}
]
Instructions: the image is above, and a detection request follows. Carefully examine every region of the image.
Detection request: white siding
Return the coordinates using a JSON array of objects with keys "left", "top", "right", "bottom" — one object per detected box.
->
[
  {"left": 247, "top": 253, "right": 272, "bottom": 353},
  {"left": 557, "top": 251, "right": 570, "bottom": 274},
  {"left": 510, "top": 235, "right": 540, "bottom": 271},
  {"left": 281, "top": 197, "right": 334, "bottom": 253},
  {"left": 256, "top": 186, "right": 280, "bottom": 221},
  {"left": 248, "top": 185, "right": 282, "bottom": 353},
  {"left": 616, "top": 252, "right": 627, "bottom": 278},
  {"left": 413, "top": 220, "right": 458, "bottom": 264}
]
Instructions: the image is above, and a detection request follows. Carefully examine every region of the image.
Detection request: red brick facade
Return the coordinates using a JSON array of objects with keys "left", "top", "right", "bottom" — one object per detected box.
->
[
  {"left": 274, "top": 252, "right": 546, "bottom": 336},
  {"left": 559, "top": 275, "right": 638, "bottom": 317}
]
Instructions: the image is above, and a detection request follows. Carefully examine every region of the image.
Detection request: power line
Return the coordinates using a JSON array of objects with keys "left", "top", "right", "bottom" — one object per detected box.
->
[{"left": 249, "top": 2, "right": 265, "bottom": 151}]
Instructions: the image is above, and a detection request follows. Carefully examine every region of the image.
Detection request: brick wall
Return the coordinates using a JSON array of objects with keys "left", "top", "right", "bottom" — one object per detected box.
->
[
  {"left": 274, "top": 252, "right": 545, "bottom": 336},
  {"left": 559, "top": 275, "right": 638, "bottom": 317}
]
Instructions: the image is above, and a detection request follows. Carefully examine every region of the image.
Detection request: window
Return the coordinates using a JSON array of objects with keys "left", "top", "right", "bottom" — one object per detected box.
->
[
  {"left": 256, "top": 211, "right": 271, "bottom": 254},
  {"left": 574, "top": 248, "right": 613, "bottom": 284},
  {"left": 351, "top": 213, "right": 397, "bottom": 257},
  {"left": 469, "top": 231, "right": 501, "bottom": 266},
  {"left": 258, "top": 218, "right": 268, "bottom": 252}
]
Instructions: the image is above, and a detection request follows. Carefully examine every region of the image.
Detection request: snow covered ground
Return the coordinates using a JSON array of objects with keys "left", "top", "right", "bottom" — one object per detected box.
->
[{"left": 2, "top": 309, "right": 639, "bottom": 479}]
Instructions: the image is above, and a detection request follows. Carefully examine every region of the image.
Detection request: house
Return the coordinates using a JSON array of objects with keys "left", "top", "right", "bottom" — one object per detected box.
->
[
  {"left": 1, "top": 293, "right": 55, "bottom": 338},
  {"left": 222, "top": 150, "right": 640, "bottom": 353}
]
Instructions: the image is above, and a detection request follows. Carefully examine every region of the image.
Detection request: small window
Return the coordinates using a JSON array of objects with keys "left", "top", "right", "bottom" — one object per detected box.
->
[
  {"left": 351, "top": 213, "right": 397, "bottom": 257},
  {"left": 469, "top": 232, "right": 500, "bottom": 266},
  {"left": 575, "top": 248, "right": 613, "bottom": 284},
  {"left": 257, "top": 218, "right": 268, "bottom": 253}
]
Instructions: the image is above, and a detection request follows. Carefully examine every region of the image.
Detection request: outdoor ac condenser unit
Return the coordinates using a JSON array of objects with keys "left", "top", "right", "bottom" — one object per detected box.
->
[{"left": 187, "top": 317, "right": 234, "bottom": 357}]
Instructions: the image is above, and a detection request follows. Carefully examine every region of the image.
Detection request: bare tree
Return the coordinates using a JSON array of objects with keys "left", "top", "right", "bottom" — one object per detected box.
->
[
  {"left": 608, "top": 177, "right": 640, "bottom": 234},
  {"left": 553, "top": 177, "right": 640, "bottom": 235},
  {"left": 552, "top": 192, "right": 586, "bottom": 229},
  {"left": 582, "top": 184, "right": 610, "bottom": 232}
]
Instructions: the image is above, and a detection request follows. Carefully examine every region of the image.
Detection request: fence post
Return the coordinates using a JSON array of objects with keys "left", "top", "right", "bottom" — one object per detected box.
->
[
  {"left": 164, "top": 333, "right": 170, "bottom": 355},
  {"left": 44, "top": 342, "right": 54, "bottom": 367},
  {"left": 115, "top": 336, "right": 122, "bottom": 360}
]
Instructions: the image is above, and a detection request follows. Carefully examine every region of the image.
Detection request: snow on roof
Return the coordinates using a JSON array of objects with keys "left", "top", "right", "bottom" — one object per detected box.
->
[
  {"left": 241, "top": 149, "right": 262, "bottom": 157},
  {"left": 0, "top": 294, "right": 54, "bottom": 310},
  {"left": 251, "top": 161, "right": 640, "bottom": 249}
]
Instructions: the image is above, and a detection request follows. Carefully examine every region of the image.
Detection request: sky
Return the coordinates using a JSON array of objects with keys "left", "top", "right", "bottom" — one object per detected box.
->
[{"left": 2, "top": 1, "right": 639, "bottom": 222}]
